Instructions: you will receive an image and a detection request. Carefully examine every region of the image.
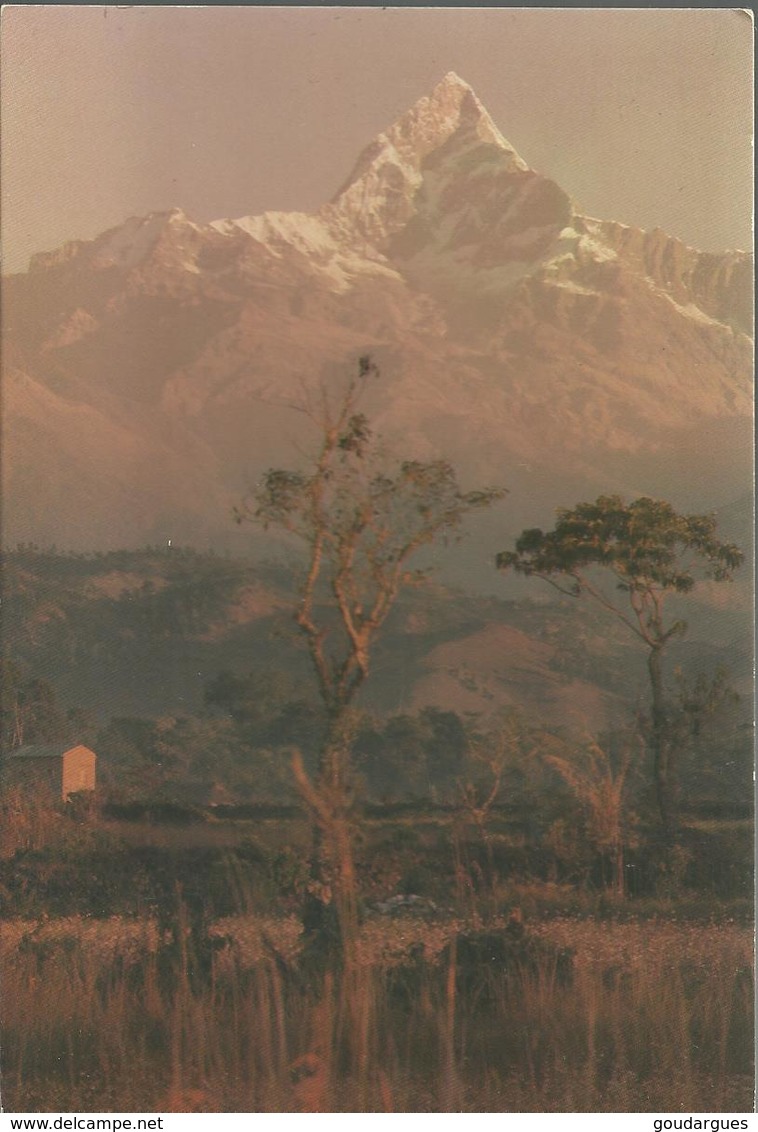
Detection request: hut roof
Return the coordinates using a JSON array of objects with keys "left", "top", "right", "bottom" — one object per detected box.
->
[{"left": 6, "top": 744, "right": 93, "bottom": 761}]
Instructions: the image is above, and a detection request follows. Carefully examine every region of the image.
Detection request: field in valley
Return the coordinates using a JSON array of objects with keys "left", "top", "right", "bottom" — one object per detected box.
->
[{"left": 0, "top": 810, "right": 753, "bottom": 1114}]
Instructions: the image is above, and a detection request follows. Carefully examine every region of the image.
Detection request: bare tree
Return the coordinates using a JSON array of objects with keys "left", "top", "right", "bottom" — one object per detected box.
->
[
  {"left": 540, "top": 732, "right": 641, "bottom": 897},
  {"left": 236, "top": 358, "right": 506, "bottom": 953},
  {"left": 455, "top": 713, "right": 534, "bottom": 907},
  {"left": 458, "top": 712, "right": 532, "bottom": 834}
]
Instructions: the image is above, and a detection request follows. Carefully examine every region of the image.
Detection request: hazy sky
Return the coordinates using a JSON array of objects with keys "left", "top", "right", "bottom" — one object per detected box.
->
[{"left": 1, "top": 6, "right": 753, "bottom": 273}]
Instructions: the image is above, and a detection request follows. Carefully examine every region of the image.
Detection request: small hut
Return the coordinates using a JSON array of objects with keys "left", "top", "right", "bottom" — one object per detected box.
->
[{"left": 2, "top": 743, "right": 97, "bottom": 801}]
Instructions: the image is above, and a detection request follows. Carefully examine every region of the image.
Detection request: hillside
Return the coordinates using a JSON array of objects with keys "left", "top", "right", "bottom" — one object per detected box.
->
[
  {"left": 2, "top": 545, "right": 750, "bottom": 812},
  {"left": 6, "top": 545, "right": 750, "bottom": 726}
]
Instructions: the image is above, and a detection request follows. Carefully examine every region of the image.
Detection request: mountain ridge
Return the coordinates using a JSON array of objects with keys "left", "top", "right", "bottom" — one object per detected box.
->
[{"left": 3, "top": 74, "right": 752, "bottom": 557}]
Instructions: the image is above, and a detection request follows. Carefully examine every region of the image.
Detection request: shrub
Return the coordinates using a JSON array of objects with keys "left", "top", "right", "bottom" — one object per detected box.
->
[{"left": 102, "top": 799, "right": 207, "bottom": 825}]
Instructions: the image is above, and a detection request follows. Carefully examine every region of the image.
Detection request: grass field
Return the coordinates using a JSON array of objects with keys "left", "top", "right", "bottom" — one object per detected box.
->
[
  {"left": 0, "top": 796, "right": 753, "bottom": 1113},
  {"left": 1, "top": 903, "right": 753, "bottom": 1113}
]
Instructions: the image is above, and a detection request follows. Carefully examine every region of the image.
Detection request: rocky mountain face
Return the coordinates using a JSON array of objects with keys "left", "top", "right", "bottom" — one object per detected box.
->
[{"left": 3, "top": 73, "right": 752, "bottom": 560}]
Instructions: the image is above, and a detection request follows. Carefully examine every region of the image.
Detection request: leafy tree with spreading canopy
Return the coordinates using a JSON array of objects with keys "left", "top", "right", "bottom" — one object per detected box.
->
[
  {"left": 496, "top": 495, "right": 743, "bottom": 839},
  {"left": 235, "top": 357, "right": 505, "bottom": 953}
]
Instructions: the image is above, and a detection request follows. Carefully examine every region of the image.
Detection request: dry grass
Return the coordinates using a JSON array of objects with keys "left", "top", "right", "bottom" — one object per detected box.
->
[
  {"left": 1, "top": 908, "right": 752, "bottom": 1113},
  {"left": 9, "top": 908, "right": 746, "bottom": 972},
  {"left": 529, "top": 916, "right": 752, "bottom": 974}
]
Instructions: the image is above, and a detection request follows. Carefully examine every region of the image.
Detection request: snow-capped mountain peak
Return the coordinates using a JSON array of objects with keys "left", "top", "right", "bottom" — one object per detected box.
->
[
  {"left": 403, "top": 71, "right": 528, "bottom": 165},
  {"left": 27, "top": 207, "right": 207, "bottom": 275},
  {"left": 323, "top": 73, "right": 529, "bottom": 246},
  {"left": 215, "top": 74, "right": 535, "bottom": 283}
]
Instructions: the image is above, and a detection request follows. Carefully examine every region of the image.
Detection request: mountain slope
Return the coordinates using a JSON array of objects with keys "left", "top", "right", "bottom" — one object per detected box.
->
[{"left": 2, "top": 73, "right": 752, "bottom": 555}]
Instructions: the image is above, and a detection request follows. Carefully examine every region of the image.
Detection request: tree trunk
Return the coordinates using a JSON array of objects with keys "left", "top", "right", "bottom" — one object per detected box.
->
[
  {"left": 301, "top": 713, "right": 360, "bottom": 967},
  {"left": 614, "top": 840, "right": 625, "bottom": 899},
  {"left": 648, "top": 645, "right": 676, "bottom": 840}
]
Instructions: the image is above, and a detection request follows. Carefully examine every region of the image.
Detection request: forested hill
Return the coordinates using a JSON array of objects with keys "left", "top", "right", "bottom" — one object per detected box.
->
[
  {"left": 2, "top": 545, "right": 751, "bottom": 807},
  {"left": 3, "top": 544, "right": 635, "bottom": 722}
]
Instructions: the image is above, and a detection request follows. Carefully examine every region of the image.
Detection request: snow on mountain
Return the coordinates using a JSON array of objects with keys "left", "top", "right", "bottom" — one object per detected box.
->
[
  {"left": 212, "top": 210, "right": 402, "bottom": 293},
  {"left": 323, "top": 72, "right": 528, "bottom": 245},
  {"left": 214, "top": 72, "right": 552, "bottom": 293},
  {"left": 90, "top": 212, "right": 181, "bottom": 271}
]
